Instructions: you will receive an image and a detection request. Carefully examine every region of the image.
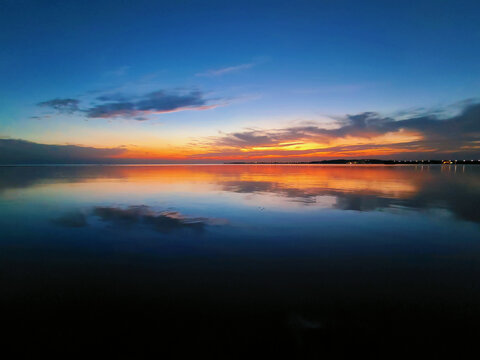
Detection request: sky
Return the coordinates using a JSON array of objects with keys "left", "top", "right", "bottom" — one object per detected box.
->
[{"left": 1, "top": 0, "right": 480, "bottom": 163}]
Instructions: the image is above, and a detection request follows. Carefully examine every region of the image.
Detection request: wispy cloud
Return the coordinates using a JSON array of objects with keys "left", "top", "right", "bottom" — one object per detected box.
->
[{"left": 196, "top": 62, "right": 256, "bottom": 77}]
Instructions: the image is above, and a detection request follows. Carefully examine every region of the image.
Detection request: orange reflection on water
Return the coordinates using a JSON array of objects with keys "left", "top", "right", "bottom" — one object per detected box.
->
[
  {"left": 32, "top": 165, "right": 428, "bottom": 200},
  {"left": 2, "top": 164, "right": 479, "bottom": 225}
]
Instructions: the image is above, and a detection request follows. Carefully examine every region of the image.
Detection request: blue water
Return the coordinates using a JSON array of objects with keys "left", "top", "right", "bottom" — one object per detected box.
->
[{"left": 1, "top": 164, "right": 479, "bottom": 357}]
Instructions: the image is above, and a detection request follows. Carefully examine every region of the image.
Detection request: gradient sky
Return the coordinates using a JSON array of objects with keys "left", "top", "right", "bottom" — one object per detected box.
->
[{"left": 1, "top": 0, "right": 480, "bottom": 163}]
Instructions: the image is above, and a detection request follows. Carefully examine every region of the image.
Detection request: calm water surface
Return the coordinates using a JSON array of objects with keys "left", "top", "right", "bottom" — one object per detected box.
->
[{"left": 1, "top": 165, "right": 479, "bottom": 357}]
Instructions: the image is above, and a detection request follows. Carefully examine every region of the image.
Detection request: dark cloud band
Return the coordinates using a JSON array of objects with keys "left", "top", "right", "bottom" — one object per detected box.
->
[
  {"left": 37, "top": 89, "right": 218, "bottom": 120},
  {"left": 0, "top": 138, "right": 126, "bottom": 164},
  {"left": 205, "top": 102, "right": 480, "bottom": 159},
  {"left": 37, "top": 98, "right": 80, "bottom": 113}
]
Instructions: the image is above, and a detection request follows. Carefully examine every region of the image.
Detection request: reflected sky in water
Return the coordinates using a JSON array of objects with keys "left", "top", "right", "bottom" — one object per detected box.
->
[
  {"left": 2, "top": 164, "right": 480, "bottom": 289},
  {"left": 1, "top": 164, "right": 480, "bottom": 261},
  {"left": 1, "top": 165, "right": 480, "bottom": 356},
  {"left": 1, "top": 164, "right": 479, "bottom": 232}
]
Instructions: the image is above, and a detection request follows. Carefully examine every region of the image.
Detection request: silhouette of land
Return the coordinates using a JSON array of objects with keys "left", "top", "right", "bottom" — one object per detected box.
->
[{"left": 226, "top": 159, "right": 480, "bottom": 165}]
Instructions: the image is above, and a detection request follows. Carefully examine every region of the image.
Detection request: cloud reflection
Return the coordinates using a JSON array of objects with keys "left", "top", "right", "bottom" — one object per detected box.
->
[
  {"left": 50, "top": 204, "right": 227, "bottom": 234},
  {"left": 218, "top": 166, "right": 480, "bottom": 223},
  {"left": 52, "top": 211, "right": 88, "bottom": 228},
  {"left": 93, "top": 205, "right": 210, "bottom": 233},
  {"left": 1, "top": 165, "right": 479, "bottom": 225},
  {"left": 222, "top": 180, "right": 318, "bottom": 204}
]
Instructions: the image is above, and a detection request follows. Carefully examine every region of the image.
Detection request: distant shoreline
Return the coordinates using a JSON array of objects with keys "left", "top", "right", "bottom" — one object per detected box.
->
[
  {"left": 225, "top": 159, "right": 480, "bottom": 165},
  {"left": 1, "top": 159, "right": 480, "bottom": 166}
]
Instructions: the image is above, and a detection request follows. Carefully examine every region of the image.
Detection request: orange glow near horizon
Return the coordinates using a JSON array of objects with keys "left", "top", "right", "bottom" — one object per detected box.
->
[{"left": 104, "top": 129, "right": 427, "bottom": 161}]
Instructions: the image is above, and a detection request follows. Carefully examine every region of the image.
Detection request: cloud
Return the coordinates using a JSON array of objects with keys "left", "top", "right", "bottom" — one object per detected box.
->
[
  {"left": 37, "top": 98, "right": 80, "bottom": 113},
  {"left": 196, "top": 62, "right": 256, "bottom": 77},
  {"left": 0, "top": 138, "right": 126, "bottom": 164},
  {"left": 86, "top": 89, "right": 217, "bottom": 118},
  {"left": 95, "top": 93, "right": 130, "bottom": 102},
  {"left": 19, "top": 98, "right": 480, "bottom": 162},
  {"left": 37, "top": 89, "right": 220, "bottom": 120},
  {"left": 200, "top": 101, "right": 480, "bottom": 160},
  {"left": 216, "top": 130, "right": 282, "bottom": 147}
]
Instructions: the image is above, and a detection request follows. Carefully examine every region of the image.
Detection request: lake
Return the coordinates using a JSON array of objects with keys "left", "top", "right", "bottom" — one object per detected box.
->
[{"left": 1, "top": 164, "right": 479, "bottom": 357}]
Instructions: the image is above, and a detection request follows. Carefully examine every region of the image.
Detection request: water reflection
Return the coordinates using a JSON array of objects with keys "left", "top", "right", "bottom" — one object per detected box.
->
[
  {"left": 1, "top": 164, "right": 479, "bottom": 223},
  {"left": 1, "top": 165, "right": 480, "bottom": 357},
  {"left": 52, "top": 210, "right": 88, "bottom": 228},
  {"left": 94, "top": 205, "right": 227, "bottom": 233}
]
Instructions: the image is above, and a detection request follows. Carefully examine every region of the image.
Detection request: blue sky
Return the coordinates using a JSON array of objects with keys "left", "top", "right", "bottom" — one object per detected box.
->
[{"left": 1, "top": 0, "right": 479, "bottom": 162}]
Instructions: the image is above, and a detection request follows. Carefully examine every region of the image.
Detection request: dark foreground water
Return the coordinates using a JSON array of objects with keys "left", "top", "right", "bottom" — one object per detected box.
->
[{"left": 1, "top": 164, "right": 479, "bottom": 358}]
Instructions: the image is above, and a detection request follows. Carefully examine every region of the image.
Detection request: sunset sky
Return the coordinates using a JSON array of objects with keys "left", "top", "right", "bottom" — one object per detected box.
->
[{"left": 1, "top": 0, "right": 479, "bottom": 163}]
